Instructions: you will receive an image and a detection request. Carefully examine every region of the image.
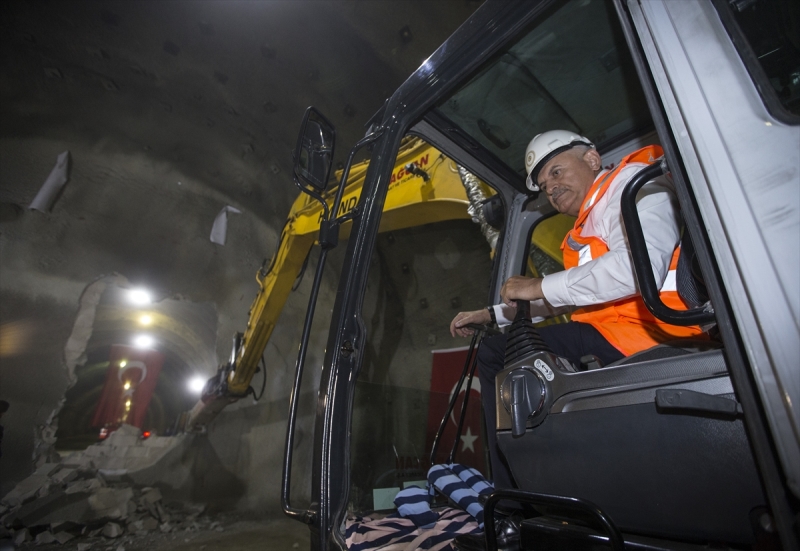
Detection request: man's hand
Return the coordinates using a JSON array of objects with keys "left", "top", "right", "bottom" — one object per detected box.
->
[
  {"left": 500, "top": 276, "right": 544, "bottom": 307},
  {"left": 450, "top": 309, "right": 492, "bottom": 338}
]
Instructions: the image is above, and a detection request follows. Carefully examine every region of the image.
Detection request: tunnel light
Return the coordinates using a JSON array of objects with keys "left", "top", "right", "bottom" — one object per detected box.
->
[
  {"left": 188, "top": 376, "right": 206, "bottom": 394},
  {"left": 133, "top": 334, "right": 154, "bottom": 349},
  {"left": 138, "top": 314, "right": 153, "bottom": 326},
  {"left": 119, "top": 360, "right": 127, "bottom": 368},
  {"left": 123, "top": 381, "right": 131, "bottom": 390},
  {"left": 125, "top": 400, "right": 132, "bottom": 410},
  {"left": 128, "top": 288, "right": 152, "bottom": 306}
]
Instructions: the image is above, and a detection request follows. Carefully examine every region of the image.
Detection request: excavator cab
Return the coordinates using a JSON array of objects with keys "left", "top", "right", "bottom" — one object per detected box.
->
[{"left": 281, "top": 0, "right": 799, "bottom": 549}]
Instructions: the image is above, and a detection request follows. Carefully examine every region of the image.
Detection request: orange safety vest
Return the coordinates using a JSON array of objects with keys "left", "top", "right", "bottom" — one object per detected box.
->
[{"left": 561, "top": 145, "right": 705, "bottom": 356}]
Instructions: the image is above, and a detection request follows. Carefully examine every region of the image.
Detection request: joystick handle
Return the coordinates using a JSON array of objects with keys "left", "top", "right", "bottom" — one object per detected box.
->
[
  {"left": 514, "top": 299, "right": 531, "bottom": 323},
  {"left": 504, "top": 299, "right": 552, "bottom": 366}
]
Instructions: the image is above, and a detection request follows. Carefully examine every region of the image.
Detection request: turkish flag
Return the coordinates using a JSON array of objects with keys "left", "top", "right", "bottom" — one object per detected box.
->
[
  {"left": 425, "top": 346, "right": 486, "bottom": 474},
  {"left": 91, "top": 344, "right": 163, "bottom": 429}
]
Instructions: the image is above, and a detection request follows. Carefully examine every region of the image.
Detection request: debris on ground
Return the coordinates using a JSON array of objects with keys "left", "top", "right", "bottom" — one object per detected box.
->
[{"left": 0, "top": 425, "right": 227, "bottom": 550}]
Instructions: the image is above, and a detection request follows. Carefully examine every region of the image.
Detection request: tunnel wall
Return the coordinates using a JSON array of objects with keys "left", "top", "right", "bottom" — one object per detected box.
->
[
  {"left": 0, "top": 136, "right": 491, "bottom": 518},
  {"left": 0, "top": 135, "right": 285, "bottom": 498}
]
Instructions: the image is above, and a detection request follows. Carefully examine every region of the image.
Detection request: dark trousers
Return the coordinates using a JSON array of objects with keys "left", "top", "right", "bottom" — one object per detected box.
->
[{"left": 478, "top": 321, "right": 625, "bottom": 489}]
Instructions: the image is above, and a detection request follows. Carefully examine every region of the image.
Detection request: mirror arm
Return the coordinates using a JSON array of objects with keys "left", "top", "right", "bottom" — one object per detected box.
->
[
  {"left": 313, "top": 129, "right": 384, "bottom": 251},
  {"left": 319, "top": 207, "right": 361, "bottom": 250},
  {"left": 292, "top": 177, "right": 331, "bottom": 221},
  {"left": 318, "top": 219, "right": 339, "bottom": 251},
  {"left": 293, "top": 128, "right": 384, "bottom": 241},
  {"left": 330, "top": 129, "right": 384, "bottom": 219}
]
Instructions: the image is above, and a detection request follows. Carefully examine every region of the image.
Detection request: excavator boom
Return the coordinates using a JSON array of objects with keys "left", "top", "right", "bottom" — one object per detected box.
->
[{"left": 187, "top": 138, "right": 490, "bottom": 429}]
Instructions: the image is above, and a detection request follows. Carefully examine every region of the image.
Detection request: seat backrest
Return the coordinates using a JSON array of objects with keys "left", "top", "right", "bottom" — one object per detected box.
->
[{"left": 676, "top": 229, "right": 709, "bottom": 308}]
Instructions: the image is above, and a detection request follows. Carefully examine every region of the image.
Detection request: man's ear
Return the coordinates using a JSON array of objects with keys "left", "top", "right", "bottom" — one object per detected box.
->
[{"left": 583, "top": 148, "right": 603, "bottom": 172}]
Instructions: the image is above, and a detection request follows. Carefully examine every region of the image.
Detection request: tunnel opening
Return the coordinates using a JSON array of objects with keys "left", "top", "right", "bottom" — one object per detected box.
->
[{"left": 51, "top": 275, "right": 219, "bottom": 455}]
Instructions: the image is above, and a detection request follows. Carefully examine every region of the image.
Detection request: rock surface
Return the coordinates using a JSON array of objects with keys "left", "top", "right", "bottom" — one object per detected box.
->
[{"left": 0, "top": 431, "right": 218, "bottom": 550}]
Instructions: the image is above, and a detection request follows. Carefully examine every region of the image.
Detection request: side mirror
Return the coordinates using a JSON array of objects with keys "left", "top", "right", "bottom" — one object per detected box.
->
[{"left": 293, "top": 107, "right": 336, "bottom": 192}]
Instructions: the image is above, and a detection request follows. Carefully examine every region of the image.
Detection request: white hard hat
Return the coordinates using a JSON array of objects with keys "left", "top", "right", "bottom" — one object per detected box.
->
[{"left": 524, "top": 130, "right": 594, "bottom": 191}]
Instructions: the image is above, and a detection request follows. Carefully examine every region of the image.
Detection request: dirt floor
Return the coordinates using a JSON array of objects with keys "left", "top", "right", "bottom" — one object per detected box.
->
[{"left": 16, "top": 514, "right": 311, "bottom": 551}]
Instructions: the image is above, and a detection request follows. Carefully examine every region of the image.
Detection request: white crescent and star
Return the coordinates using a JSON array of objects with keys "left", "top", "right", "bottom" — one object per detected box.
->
[
  {"left": 460, "top": 426, "right": 478, "bottom": 454},
  {"left": 447, "top": 379, "right": 481, "bottom": 454}
]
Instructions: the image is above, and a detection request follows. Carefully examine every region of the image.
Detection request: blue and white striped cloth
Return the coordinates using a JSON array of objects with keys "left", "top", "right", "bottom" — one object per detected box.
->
[
  {"left": 346, "top": 507, "right": 481, "bottom": 551},
  {"left": 394, "top": 486, "right": 438, "bottom": 529},
  {"left": 447, "top": 464, "right": 493, "bottom": 496},
  {"left": 428, "top": 465, "right": 485, "bottom": 529}
]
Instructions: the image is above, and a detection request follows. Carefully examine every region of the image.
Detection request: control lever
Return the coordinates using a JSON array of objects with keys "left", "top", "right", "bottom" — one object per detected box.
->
[
  {"left": 515, "top": 298, "right": 531, "bottom": 321},
  {"left": 500, "top": 300, "right": 549, "bottom": 436},
  {"left": 505, "top": 300, "right": 553, "bottom": 366},
  {"left": 510, "top": 373, "right": 532, "bottom": 437}
]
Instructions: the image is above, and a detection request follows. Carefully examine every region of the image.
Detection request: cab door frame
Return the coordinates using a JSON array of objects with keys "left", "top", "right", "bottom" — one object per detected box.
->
[
  {"left": 305, "top": 3, "right": 556, "bottom": 548},
  {"left": 616, "top": 1, "right": 799, "bottom": 548}
]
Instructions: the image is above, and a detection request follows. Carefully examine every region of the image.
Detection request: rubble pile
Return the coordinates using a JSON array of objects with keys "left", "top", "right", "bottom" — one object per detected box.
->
[{"left": 0, "top": 426, "right": 214, "bottom": 548}]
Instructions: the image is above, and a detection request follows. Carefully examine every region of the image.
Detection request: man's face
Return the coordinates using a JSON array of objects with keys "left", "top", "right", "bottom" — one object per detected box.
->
[{"left": 537, "top": 148, "right": 600, "bottom": 217}]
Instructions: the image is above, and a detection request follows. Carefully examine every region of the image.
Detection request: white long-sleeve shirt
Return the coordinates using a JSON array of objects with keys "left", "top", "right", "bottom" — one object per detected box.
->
[{"left": 493, "top": 163, "right": 682, "bottom": 326}]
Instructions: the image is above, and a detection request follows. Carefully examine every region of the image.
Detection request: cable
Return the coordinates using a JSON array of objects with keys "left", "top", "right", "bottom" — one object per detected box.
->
[
  {"left": 292, "top": 250, "right": 312, "bottom": 291},
  {"left": 250, "top": 354, "right": 268, "bottom": 402},
  {"left": 264, "top": 219, "right": 291, "bottom": 277}
]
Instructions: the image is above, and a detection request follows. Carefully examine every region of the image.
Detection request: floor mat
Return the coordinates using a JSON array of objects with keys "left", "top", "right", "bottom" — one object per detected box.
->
[{"left": 346, "top": 507, "right": 481, "bottom": 551}]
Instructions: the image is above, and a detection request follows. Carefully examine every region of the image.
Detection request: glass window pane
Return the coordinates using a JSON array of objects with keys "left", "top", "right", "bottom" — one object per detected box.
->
[
  {"left": 525, "top": 214, "right": 573, "bottom": 327},
  {"left": 437, "top": 0, "right": 651, "bottom": 177},
  {"left": 348, "top": 138, "right": 496, "bottom": 514},
  {"left": 727, "top": 0, "right": 800, "bottom": 117},
  {"left": 526, "top": 214, "right": 572, "bottom": 278}
]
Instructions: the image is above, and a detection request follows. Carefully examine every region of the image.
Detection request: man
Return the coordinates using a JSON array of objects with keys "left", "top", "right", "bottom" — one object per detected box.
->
[{"left": 450, "top": 130, "right": 704, "bottom": 491}]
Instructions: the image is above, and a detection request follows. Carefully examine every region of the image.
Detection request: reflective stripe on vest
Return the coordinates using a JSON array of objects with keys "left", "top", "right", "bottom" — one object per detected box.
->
[
  {"left": 567, "top": 232, "right": 679, "bottom": 292},
  {"left": 558, "top": 145, "right": 704, "bottom": 356}
]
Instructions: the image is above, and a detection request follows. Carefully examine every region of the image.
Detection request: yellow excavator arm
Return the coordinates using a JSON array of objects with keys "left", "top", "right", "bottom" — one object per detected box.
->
[{"left": 187, "top": 138, "right": 491, "bottom": 429}]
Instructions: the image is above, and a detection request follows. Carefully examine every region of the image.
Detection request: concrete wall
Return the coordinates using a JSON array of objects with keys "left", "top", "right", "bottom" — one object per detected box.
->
[{"left": 0, "top": 136, "right": 281, "bottom": 496}]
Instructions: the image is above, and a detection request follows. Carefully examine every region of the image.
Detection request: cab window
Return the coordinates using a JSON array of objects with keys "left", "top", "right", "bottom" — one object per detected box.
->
[
  {"left": 525, "top": 213, "right": 572, "bottom": 279},
  {"left": 348, "top": 137, "right": 495, "bottom": 514},
  {"left": 713, "top": 0, "right": 800, "bottom": 122},
  {"left": 436, "top": 0, "right": 652, "bottom": 179},
  {"left": 524, "top": 213, "right": 573, "bottom": 327}
]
